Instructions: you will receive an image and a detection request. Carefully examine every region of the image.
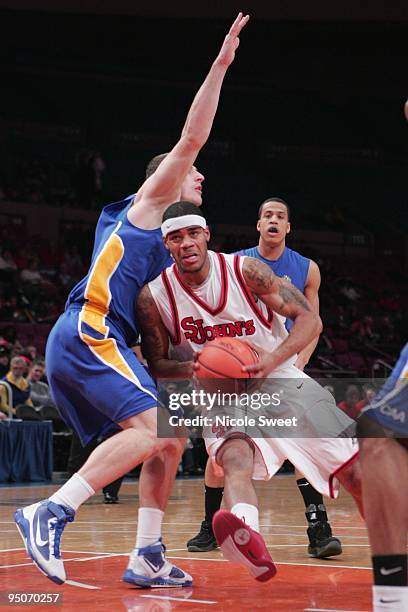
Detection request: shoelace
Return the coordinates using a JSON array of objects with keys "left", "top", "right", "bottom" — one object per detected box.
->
[{"left": 49, "top": 512, "right": 74, "bottom": 559}]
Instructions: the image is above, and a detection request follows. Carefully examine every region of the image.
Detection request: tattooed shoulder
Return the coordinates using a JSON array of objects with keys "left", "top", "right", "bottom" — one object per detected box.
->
[{"left": 242, "top": 257, "right": 275, "bottom": 292}]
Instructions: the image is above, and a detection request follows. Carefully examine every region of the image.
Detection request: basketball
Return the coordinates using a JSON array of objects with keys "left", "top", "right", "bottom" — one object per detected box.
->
[{"left": 195, "top": 337, "right": 259, "bottom": 382}]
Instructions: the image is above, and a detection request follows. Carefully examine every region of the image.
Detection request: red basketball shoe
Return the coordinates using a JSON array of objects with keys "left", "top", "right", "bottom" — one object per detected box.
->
[{"left": 212, "top": 510, "right": 277, "bottom": 582}]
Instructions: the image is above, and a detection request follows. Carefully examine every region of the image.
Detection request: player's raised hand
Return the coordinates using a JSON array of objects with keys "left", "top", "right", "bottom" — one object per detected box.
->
[{"left": 216, "top": 12, "right": 250, "bottom": 68}]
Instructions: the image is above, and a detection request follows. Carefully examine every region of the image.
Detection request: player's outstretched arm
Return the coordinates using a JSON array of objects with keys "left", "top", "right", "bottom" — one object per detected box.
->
[
  {"left": 129, "top": 12, "right": 249, "bottom": 228},
  {"left": 241, "top": 257, "right": 322, "bottom": 377},
  {"left": 137, "top": 285, "right": 194, "bottom": 379},
  {"left": 180, "top": 11, "right": 249, "bottom": 141}
]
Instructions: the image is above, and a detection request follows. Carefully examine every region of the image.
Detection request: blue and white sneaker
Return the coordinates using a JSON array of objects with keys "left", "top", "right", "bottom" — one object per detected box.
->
[
  {"left": 122, "top": 541, "right": 192, "bottom": 588},
  {"left": 14, "top": 500, "right": 75, "bottom": 584}
]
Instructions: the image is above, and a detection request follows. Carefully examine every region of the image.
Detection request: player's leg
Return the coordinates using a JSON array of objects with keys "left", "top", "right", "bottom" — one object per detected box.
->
[
  {"left": 186, "top": 456, "right": 224, "bottom": 552},
  {"left": 358, "top": 411, "right": 408, "bottom": 612},
  {"left": 139, "top": 443, "right": 185, "bottom": 512},
  {"left": 360, "top": 436, "right": 408, "bottom": 612},
  {"left": 14, "top": 313, "right": 191, "bottom": 587},
  {"left": 212, "top": 437, "right": 276, "bottom": 582},
  {"left": 295, "top": 467, "right": 342, "bottom": 558},
  {"left": 122, "top": 436, "right": 193, "bottom": 588},
  {"left": 334, "top": 456, "right": 364, "bottom": 517},
  {"left": 14, "top": 406, "right": 175, "bottom": 584},
  {"left": 68, "top": 413, "right": 191, "bottom": 588}
]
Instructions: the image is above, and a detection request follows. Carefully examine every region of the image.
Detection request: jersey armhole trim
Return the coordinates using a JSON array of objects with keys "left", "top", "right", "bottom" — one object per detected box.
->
[
  {"left": 161, "top": 267, "right": 181, "bottom": 346},
  {"left": 233, "top": 255, "right": 273, "bottom": 330}
]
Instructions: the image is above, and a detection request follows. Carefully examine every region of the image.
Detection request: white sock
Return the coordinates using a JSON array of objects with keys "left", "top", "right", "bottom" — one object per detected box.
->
[
  {"left": 135, "top": 507, "right": 164, "bottom": 549},
  {"left": 373, "top": 585, "right": 408, "bottom": 611},
  {"left": 49, "top": 473, "right": 95, "bottom": 511},
  {"left": 231, "top": 502, "right": 259, "bottom": 532}
]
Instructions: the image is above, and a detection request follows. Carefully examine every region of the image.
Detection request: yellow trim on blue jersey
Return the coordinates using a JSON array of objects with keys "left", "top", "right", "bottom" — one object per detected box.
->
[
  {"left": 80, "top": 332, "right": 154, "bottom": 394},
  {"left": 82, "top": 225, "right": 124, "bottom": 336},
  {"left": 78, "top": 222, "right": 156, "bottom": 401}
]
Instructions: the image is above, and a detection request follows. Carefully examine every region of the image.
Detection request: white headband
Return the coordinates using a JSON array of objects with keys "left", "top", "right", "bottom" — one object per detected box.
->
[{"left": 161, "top": 214, "right": 207, "bottom": 237}]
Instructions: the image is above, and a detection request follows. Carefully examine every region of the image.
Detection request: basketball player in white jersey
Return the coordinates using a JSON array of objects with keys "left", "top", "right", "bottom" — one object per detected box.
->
[
  {"left": 188, "top": 197, "right": 342, "bottom": 560},
  {"left": 137, "top": 201, "right": 363, "bottom": 582}
]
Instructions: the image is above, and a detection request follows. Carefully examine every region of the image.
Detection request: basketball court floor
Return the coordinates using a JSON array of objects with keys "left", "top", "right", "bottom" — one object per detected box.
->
[{"left": 0, "top": 476, "right": 371, "bottom": 611}]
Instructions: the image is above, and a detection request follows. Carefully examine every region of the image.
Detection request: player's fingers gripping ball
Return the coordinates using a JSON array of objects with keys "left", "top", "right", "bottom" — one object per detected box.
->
[{"left": 195, "top": 337, "right": 259, "bottom": 394}]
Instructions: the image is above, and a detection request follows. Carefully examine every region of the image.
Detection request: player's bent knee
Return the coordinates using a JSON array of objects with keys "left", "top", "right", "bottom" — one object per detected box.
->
[
  {"left": 160, "top": 436, "right": 186, "bottom": 455},
  {"left": 119, "top": 406, "right": 159, "bottom": 434},
  {"left": 217, "top": 436, "right": 254, "bottom": 474}
]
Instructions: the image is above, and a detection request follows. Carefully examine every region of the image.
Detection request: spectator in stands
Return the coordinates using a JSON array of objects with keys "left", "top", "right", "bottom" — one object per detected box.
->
[
  {"left": 27, "top": 360, "right": 55, "bottom": 410},
  {"left": 356, "top": 383, "right": 377, "bottom": 413},
  {"left": 17, "top": 354, "right": 32, "bottom": 374},
  {"left": 1, "top": 356, "right": 33, "bottom": 416},
  {"left": 337, "top": 384, "right": 361, "bottom": 421},
  {"left": 26, "top": 345, "right": 37, "bottom": 361},
  {"left": 20, "top": 257, "right": 44, "bottom": 286}
]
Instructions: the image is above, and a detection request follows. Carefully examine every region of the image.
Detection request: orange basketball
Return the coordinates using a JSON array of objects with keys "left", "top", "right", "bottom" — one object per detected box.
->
[{"left": 195, "top": 337, "right": 259, "bottom": 383}]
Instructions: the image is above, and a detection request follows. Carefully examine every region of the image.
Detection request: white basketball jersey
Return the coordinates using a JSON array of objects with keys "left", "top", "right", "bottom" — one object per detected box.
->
[{"left": 148, "top": 251, "right": 295, "bottom": 366}]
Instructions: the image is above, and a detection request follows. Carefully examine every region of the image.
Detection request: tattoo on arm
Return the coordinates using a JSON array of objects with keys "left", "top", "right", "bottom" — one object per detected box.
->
[
  {"left": 277, "top": 279, "right": 311, "bottom": 312},
  {"left": 137, "top": 286, "right": 169, "bottom": 361},
  {"left": 242, "top": 257, "right": 275, "bottom": 292}
]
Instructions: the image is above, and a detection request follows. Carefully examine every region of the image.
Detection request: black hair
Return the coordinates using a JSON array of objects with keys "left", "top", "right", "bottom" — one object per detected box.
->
[
  {"left": 258, "top": 197, "right": 290, "bottom": 221},
  {"left": 145, "top": 153, "right": 169, "bottom": 179},
  {"left": 162, "top": 201, "right": 205, "bottom": 222}
]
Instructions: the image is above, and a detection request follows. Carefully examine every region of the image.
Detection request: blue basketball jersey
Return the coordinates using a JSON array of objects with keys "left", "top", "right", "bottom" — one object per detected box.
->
[
  {"left": 235, "top": 246, "right": 310, "bottom": 330},
  {"left": 66, "top": 194, "right": 172, "bottom": 346}
]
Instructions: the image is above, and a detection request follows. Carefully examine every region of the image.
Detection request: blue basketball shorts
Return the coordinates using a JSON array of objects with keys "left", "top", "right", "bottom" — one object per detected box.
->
[{"left": 45, "top": 306, "right": 158, "bottom": 446}]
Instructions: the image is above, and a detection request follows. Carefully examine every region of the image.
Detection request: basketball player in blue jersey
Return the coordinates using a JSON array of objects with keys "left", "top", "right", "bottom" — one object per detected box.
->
[
  {"left": 14, "top": 12, "right": 250, "bottom": 588},
  {"left": 187, "top": 197, "right": 343, "bottom": 559},
  {"left": 356, "top": 102, "right": 408, "bottom": 612},
  {"left": 358, "top": 343, "right": 408, "bottom": 612}
]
